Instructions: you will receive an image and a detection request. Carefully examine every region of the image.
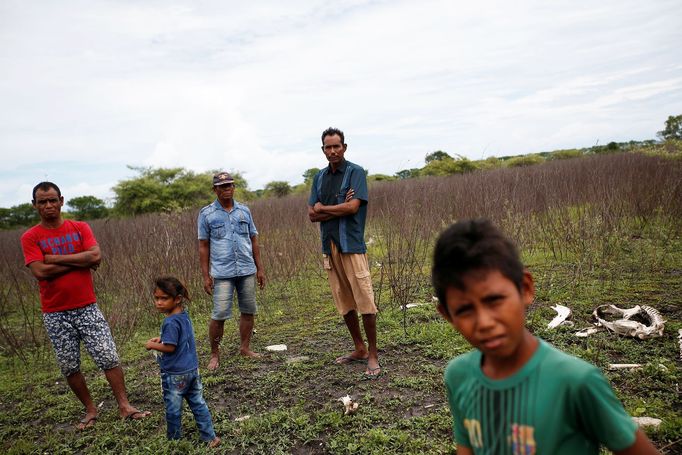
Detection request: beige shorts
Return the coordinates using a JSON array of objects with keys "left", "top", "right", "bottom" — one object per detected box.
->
[{"left": 325, "top": 242, "right": 377, "bottom": 315}]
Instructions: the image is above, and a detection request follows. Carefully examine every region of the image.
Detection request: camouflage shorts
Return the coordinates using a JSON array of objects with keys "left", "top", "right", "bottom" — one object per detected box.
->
[{"left": 43, "top": 303, "right": 120, "bottom": 377}]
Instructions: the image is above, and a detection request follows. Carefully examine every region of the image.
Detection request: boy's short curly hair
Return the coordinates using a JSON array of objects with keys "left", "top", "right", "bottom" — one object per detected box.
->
[{"left": 432, "top": 219, "right": 524, "bottom": 310}]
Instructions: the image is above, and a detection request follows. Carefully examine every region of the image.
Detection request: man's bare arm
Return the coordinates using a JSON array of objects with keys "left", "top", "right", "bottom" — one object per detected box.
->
[
  {"left": 308, "top": 188, "right": 357, "bottom": 222},
  {"left": 44, "top": 246, "right": 101, "bottom": 268},
  {"left": 28, "top": 246, "right": 101, "bottom": 280},
  {"left": 313, "top": 198, "right": 361, "bottom": 217},
  {"left": 198, "top": 239, "right": 213, "bottom": 295},
  {"left": 251, "top": 236, "right": 266, "bottom": 289},
  {"left": 27, "top": 261, "right": 73, "bottom": 280},
  {"left": 308, "top": 205, "right": 336, "bottom": 222}
]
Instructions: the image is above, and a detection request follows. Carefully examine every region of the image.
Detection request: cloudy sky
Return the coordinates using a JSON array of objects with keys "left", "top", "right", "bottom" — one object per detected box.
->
[{"left": 1, "top": 0, "right": 681, "bottom": 208}]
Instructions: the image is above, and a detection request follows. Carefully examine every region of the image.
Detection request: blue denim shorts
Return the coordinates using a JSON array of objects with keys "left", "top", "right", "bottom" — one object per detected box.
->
[
  {"left": 212, "top": 274, "right": 257, "bottom": 320},
  {"left": 42, "top": 303, "right": 120, "bottom": 376}
]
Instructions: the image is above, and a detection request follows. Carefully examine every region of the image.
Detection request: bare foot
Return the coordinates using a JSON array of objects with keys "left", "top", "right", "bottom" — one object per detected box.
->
[
  {"left": 207, "top": 355, "right": 220, "bottom": 371},
  {"left": 335, "top": 350, "right": 369, "bottom": 364},
  {"left": 76, "top": 411, "right": 98, "bottom": 430},
  {"left": 208, "top": 436, "right": 221, "bottom": 448},
  {"left": 240, "top": 349, "right": 262, "bottom": 358},
  {"left": 121, "top": 409, "right": 151, "bottom": 420}
]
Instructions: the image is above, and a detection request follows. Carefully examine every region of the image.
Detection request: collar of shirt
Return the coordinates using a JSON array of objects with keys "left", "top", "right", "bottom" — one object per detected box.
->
[
  {"left": 325, "top": 159, "right": 347, "bottom": 175},
  {"left": 212, "top": 198, "right": 241, "bottom": 213}
]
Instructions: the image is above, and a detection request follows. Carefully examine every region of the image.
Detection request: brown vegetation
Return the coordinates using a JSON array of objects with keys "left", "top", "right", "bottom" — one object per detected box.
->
[{"left": 1, "top": 152, "right": 680, "bottom": 359}]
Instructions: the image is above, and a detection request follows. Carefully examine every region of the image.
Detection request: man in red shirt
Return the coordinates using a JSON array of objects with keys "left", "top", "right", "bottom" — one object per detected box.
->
[{"left": 20, "top": 182, "right": 149, "bottom": 429}]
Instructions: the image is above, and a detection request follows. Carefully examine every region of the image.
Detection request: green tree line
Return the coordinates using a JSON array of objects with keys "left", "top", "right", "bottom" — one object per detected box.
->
[{"left": 2, "top": 115, "right": 680, "bottom": 229}]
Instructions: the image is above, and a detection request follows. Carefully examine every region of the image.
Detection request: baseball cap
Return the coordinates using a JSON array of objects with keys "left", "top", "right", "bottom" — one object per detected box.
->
[{"left": 213, "top": 172, "right": 234, "bottom": 186}]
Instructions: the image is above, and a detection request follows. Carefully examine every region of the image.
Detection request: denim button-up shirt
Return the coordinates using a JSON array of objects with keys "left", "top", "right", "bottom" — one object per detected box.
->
[{"left": 197, "top": 200, "right": 258, "bottom": 279}]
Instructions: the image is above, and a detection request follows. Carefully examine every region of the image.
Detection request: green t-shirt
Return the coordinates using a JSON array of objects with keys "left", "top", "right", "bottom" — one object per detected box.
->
[{"left": 444, "top": 339, "right": 637, "bottom": 454}]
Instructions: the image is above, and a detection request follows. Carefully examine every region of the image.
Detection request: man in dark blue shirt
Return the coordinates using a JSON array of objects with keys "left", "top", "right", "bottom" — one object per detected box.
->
[{"left": 308, "top": 127, "right": 380, "bottom": 378}]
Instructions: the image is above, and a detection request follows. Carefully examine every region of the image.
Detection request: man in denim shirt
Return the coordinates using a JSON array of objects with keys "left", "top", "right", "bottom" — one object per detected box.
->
[
  {"left": 198, "top": 172, "right": 266, "bottom": 370},
  {"left": 308, "top": 128, "right": 381, "bottom": 378}
]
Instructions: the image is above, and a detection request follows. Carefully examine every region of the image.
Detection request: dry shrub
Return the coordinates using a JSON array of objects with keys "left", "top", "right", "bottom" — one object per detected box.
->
[
  {"left": 0, "top": 153, "right": 680, "bottom": 357},
  {"left": 0, "top": 230, "right": 49, "bottom": 360},
  {"left": 368, "top": 153, "right": 681, "bottom": 309}
]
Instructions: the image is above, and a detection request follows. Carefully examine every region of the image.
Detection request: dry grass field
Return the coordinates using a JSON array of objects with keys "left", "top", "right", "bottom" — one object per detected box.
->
[{"left": 1, "top": 151, "right": 681, "bottom": 454}]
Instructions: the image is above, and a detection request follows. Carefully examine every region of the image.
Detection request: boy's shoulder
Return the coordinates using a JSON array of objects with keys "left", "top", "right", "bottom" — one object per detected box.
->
[
  {"left": 531, "top": 340, "right": 610, "bottom": 395},
  {"left": 538, "top": 340, "right": 602, "bottom": 380},
  {"left": 444, "top": 339, "right": 603, "bottom": 386},
  {"left": 444, "top": 349, "right": 481, "bottom": 382}
]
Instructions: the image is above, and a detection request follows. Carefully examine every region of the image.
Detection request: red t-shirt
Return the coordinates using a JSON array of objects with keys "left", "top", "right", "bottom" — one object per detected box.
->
[{"left": 21, "top": 220, "right": 98, "bottom": 313}]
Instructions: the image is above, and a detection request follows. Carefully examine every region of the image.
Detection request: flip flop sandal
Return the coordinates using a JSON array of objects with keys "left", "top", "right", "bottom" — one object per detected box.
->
[
  {"left": 77, "top": 416, "right": 97, "bottom": 430},
  {"left": 363, "top": 366, "right": 383, "bottom": 380}
]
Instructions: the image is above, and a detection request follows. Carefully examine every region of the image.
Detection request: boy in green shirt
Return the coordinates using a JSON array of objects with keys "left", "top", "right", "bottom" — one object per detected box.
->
[{"left": 432, "top": 219, "right": 659, "bottom": 455}]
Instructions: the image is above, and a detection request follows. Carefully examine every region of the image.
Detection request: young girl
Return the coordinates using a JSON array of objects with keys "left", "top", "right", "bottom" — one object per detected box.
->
[{"left": 145, "top": 277, "right": 220, "bottom": 448}]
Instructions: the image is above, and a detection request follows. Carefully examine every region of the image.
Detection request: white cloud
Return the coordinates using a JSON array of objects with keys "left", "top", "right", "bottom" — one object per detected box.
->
[{"left": 1, "top": 0, "right": 681, "bottom": 207}]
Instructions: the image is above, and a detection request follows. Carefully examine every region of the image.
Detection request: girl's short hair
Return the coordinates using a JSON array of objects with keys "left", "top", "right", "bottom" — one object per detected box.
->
[
  {"left": 154, "top": 276, "right": 190, "bottom": 301},
  {"left": 432, "top": 219, "right": 524, "bottom": 312}
]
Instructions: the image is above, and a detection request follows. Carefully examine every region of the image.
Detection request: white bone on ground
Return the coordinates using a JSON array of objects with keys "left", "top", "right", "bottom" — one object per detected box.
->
[
  {"left": 338, "top": 395, "right": 352, "bottom": 406},
  {"left": 575, "top": 327, "right": 602, "bottom": 337},
  {"left": 338, "top": 395, "right": 359, "bottom": 414},
  {"left": 608, "top": 364, "right": 642, "bottom": 370},
  {"left": 405, "top": 303, "right": 430, "bottom": 309},
  {"left": 265, "top": 344, "right": 287, "bottom": 351},
  {"left": 620, "top": 305, "right": 643, "bottom": 319},
  {"left": 632, "top": 417, "right": 662, "bottom": 428},
  {"left": 548, "top": 304, "right": 571, "bottom": 329},
  {"left": 593, "top": 304, "right": 665, "bottom": 339}
]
